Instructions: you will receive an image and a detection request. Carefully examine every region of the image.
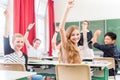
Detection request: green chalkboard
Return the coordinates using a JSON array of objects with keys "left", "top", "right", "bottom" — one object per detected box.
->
[
  {"left": 80, "top": 20, "right": 106, "bottom": 51},
  {"left": 106, "top": 19, "right": 120, "bottom": 48},
  {"left": 87, "top": 20, "right": 105, "bottom": 44},
  {"left": 55, "top": 19, "right": 120, "bottom": 50},
  {"left": 56, "top": 22, "right": 80, "bottom": 41},
  {"left": 56, "top": 20, "right": 106, "bottom": 51}
]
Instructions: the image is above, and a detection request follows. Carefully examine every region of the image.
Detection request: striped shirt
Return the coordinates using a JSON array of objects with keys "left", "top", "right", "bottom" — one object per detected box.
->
[
  {"left": 4, "top": 37, "right": 28, "bottom": 70},
  {"left": 4, "top": 52, "right": 25, "bottom": 64}
]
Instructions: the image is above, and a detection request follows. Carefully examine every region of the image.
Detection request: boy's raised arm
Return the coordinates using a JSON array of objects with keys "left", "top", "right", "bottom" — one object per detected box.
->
[{"left": 91, "top": 30, "right": 101, "bottom": 44}]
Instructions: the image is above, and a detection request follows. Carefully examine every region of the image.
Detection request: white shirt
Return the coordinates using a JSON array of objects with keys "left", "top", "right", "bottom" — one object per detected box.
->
[
  {"left": 52, "top": 49, "right": 59, "bottom": 57},
  {"left": 27, "top": 45, "right": 43, "bottom": 58}
]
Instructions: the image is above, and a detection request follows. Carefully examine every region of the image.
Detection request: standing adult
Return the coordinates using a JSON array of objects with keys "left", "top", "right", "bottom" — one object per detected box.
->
[{"left": 78, "top": 20, "right": 94, "bottom": 59}]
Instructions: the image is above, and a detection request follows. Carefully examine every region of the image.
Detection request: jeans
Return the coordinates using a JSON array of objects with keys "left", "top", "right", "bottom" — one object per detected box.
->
[{"left": 32, "top": 75, "right": 43, "bottom": 80}]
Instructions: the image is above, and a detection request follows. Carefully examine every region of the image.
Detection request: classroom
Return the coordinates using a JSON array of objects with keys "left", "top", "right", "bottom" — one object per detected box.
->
[{"left": 0, "top": 0, "right": 120, "bottom": 80}]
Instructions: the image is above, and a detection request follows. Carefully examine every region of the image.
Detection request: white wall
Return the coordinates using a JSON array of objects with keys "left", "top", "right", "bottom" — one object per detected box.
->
[
  {"left": 54, "top": 0, "right": 120, "bottom": 22},
  {"left": 9, "top": 0, "right": 13, "bottom": 35}
]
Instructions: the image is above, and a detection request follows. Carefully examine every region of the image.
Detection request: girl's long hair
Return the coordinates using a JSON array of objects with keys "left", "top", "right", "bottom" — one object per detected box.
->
[
  {"left": 59, "top": 25, "right": 82, "bottom": 64},
  {"left": 66, "top": 40, "right": 82, "bottom": 63}
]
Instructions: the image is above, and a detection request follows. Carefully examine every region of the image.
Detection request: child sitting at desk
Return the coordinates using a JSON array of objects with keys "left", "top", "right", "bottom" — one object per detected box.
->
[
  {"left": 59, "top": 0, "right": 82, "bottom": 64},
  {"left": 24, "top": 23, "right": 44, "bottom": 59},
  {"left": 92, "top": 30, "right": 119, "bottom": 76},
  {"left": 3, "top": 8, "right": 43, "bottom": 80},
  {"left": 3, "top": 8, "right": 28, "bottom": 70}
]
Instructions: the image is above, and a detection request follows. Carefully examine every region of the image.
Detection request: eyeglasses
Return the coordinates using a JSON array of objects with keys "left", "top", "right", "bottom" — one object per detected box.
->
[{"left": 82, "top": 22, "right": 88, "bottom": 25}]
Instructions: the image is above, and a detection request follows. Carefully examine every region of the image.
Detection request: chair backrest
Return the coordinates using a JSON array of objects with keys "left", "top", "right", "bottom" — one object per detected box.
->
[
  {"left": 56, "top": 64, "right": 91, "bottom": 80},
  {"left": 0, "top": 63, "right": 26, "bottom": 71},
  {"left": 93, "top": 57, "right": 115, "bottom": 69}
]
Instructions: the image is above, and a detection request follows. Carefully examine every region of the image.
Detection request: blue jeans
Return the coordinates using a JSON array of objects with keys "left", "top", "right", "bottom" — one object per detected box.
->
[{"left": 32, "top": 75, "right": 43, "bottom": 80}]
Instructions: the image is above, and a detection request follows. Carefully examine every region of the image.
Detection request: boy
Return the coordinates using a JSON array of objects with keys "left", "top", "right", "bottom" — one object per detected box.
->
[
  {"left": 24, "top": 23, "right": 43, "bottom": 59},
  {"left": 92, "top": 30, "right": 120, "bottom": 76}
]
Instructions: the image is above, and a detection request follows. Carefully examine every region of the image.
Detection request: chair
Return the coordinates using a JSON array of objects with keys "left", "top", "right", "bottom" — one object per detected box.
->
[
  {"left": 0, "top": 63, "right": 27, "bottom": 80},
  {"left": 93, "top": 57, "right": 115, "bottom": 70},
  {"left": 92, "top": 57, "right": 115, "bottom": 80},
  {"left": 56, "top": 64, "right": 91, "bottom": 80},
  {"left": 0, "top": 63, "right": 26, "bottom": 71}
]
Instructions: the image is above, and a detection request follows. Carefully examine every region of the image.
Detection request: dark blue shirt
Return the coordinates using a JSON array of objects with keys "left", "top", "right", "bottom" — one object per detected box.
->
[
  {"left": 93, "top": 42, "right": 118, "bottom": 75},
  {"left": 93, "top": 43, "right": 114, "bottom": 57},
  {"left": 4, "top": 37, "right": 14, "bottom": 55}
]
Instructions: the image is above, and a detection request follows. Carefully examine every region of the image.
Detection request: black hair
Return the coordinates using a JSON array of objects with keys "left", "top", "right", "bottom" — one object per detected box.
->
[
  {"left": 33, "top": 38, "right": 41, "bottom": 43},
  {"left": 104, "top": 32, "right": 117, "bottom": 40}
]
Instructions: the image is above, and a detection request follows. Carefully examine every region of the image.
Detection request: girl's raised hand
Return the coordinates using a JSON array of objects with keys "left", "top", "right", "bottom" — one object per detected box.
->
[{"left": 67, "top": 0, "right": 75, "bottom": 8}]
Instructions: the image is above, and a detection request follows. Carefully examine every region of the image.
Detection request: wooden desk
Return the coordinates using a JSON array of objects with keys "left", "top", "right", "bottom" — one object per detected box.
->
[
  {"left": 83, "top": 61, "right": 111, "bottom": 68},
  {"left": 28, "top": 60, "right": 58, "bottom": 77},
  {"left": 41, "top": 56, "right": 53, "bottom": 60},
  {"left": 83, "top": 60, "right": 111, "bottom": 80},
  {"left": 28, "top": 60, "right": 58, "bottom": 66},
  {"left": 28, "top": 60, "right": 111, "bottom": 68},
  {"left": 0, "top": 70, "right": 36, "bottom": 80},
  {"left": 28, "top": 60, "right": 111, "bottom": 78}
]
